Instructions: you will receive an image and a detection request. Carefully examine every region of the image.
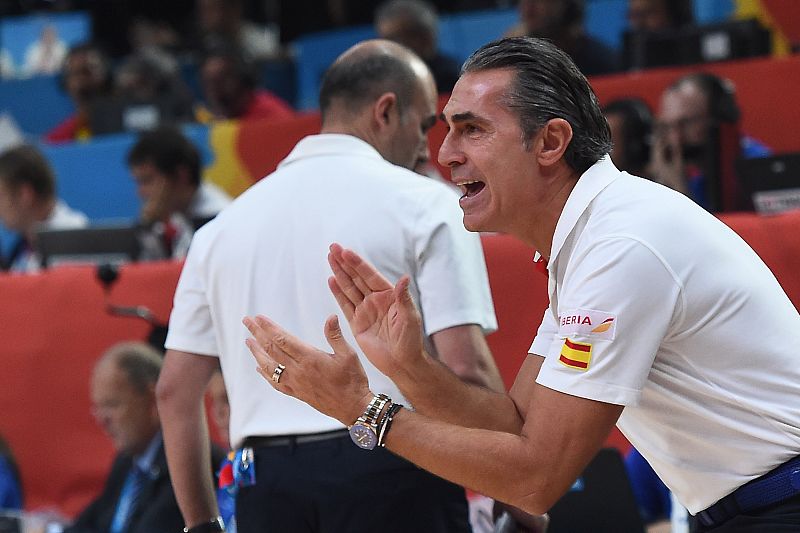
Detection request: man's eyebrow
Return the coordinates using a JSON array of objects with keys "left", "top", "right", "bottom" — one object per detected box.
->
[{"left": 439, "top": 111, "right": 481, "bottom": 123}]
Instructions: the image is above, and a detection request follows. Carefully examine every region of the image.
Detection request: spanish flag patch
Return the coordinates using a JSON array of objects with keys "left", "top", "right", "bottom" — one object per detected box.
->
[{"left": 559, "top": 338, "right": 592, "bottom": 371}]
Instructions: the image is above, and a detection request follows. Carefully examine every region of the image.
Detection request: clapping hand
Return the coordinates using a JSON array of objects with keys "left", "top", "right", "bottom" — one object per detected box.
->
[
  {"left": 243, "top": 313, "right": 374, "bottom": 425},
  {"left": 327, "top": 243, "right": 425, "bottom": 381}
]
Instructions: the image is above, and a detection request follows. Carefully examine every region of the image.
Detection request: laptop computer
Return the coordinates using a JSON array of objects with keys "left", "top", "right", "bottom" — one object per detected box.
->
[
  {"left": 736, "top": 153, "right": 800, "bottom": 215},
  {"left": 35, "top": 224, "right": 142, "bottom": 268},
  {"left": 546, "top": 448, "right": 646, "bottom": 533}
]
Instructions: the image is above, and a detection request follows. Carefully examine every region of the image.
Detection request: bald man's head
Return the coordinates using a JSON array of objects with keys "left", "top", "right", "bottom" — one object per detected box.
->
[{"left": 319, "top": 39, "right": 433, "bottom": 122}]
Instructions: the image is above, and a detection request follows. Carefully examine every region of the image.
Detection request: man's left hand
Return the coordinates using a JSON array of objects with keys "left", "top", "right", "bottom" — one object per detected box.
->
[{"left": 243, "top": 314, "right": 373, "bottom": 425}]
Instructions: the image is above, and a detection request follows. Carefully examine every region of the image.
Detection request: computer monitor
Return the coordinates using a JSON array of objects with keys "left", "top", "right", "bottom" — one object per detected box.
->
[
  {"left": 623, "top": 18, "right": 771, "bottom": 71},
  {"left": 736, "top": 153, "right": 800, "bottom": 215},
  {"left": 35, "top": 224, "right": 142, "bottom": 269}
]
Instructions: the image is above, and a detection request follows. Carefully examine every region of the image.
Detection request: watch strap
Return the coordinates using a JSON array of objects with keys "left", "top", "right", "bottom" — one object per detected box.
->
[{"left": 358, "top": 393, "right": 390, "bottom": 428}]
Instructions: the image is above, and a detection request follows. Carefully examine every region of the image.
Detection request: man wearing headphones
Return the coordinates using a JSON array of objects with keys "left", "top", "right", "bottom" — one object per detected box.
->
[
  {"left": 199, "top": 46, "right": 294, "bottom": 122},
  {"left": 649, "top": 72, "right": 770, "bottom": 211}
]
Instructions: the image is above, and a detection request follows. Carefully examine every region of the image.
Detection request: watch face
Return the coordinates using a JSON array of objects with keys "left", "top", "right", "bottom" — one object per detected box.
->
[{"left": 349, "top": 422, "right": 378, "bottom": 450}]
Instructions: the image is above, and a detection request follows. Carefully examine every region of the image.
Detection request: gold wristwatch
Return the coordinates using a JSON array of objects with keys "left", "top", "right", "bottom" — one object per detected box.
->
[{"left": 348, "top": 394, "right": 390, "bottom": 450}]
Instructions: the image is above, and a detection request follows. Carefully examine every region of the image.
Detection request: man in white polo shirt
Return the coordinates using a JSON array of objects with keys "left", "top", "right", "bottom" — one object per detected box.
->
[
  {"left": 243, "top": 36, "right": 800, "bottom": 532},
  {"left": 156, "top": 39, "right": 502, "bottom": 533}
]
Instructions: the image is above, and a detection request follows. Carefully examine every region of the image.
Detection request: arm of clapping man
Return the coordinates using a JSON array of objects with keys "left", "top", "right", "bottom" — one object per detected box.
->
[{"left": 243, "top": 243, "right": 623, "bottom": 514}]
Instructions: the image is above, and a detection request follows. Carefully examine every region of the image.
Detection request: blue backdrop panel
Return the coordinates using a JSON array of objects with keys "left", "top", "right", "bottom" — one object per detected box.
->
[
  {"left": 292, "top": 25, "right": 377, "bottom": 111},
  {"left": 0, "top": 74, "right": 74, "bottom": 136}
]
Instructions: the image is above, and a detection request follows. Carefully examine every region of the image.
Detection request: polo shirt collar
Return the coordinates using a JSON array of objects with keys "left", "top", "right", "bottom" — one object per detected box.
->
[
  {"left": 278, "top": 134, "right": 384, "bottom": 169},
  {"left": 549, "top": 156, "right": 620, "bottom": 265}
]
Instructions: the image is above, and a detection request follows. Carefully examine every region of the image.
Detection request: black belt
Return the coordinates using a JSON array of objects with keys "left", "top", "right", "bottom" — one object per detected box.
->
[
  {"left": 242, "top": 429, "right": 349, "bottom": 448},
  {"left": 696, "top": 454, "right": 800, "bottom": 528}
]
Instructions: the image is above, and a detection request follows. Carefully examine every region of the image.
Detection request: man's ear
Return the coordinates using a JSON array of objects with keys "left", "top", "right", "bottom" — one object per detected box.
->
[
  {"left": 372, "top": 92, "right": 398, "bottom": 129},
  {"left": 536, "top": 118, "right": 573, "bottom": 167}
]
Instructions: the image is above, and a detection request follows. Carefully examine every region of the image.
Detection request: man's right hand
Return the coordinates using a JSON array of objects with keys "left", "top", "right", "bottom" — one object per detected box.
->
[{"left": 327, "top": 243, "right": 426, "bottom": 381}]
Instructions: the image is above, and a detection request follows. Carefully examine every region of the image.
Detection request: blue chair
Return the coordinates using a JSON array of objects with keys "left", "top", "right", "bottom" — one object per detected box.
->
[
  {"left": 291, "top": 25, "right": 377, "bottom": 111},
  {"left": 438, "top": 8, "right": 518, "bottom": 65}
]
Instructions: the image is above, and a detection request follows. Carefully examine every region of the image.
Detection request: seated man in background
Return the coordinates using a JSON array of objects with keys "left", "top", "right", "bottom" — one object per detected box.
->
[
  {"left": 44, "top": 43, "right": 113, "bottom": 144},
  {"left": 649, "top": 72, "right": 770, "bottom": 211},
  {"left": 626, "top": 0, "right": 694, "bottom": 32},
  {"left": 198, "top": 46, "right": 294, "bottom": 123},
  {"left": 63, "top": 342, "right": 223, "bottom": 533},
  {"left": 375, "top": 0, "right": 461, "bottom": 94},
  {"left": 0, "top": 144, "right": 88, "bottom": 272},
  {"left": 602, "top": 97, "right": 653, "bottom": 178},
  {"left": 127, "top": 126, "right": 231, "bottom": 260},
  {"left": 504, "top": 0, "right": 621, "bottom": 76}
]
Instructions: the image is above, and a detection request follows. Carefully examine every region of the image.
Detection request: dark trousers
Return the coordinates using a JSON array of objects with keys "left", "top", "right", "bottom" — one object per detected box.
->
[
  {"left": 690, "top": 493, "right": 800, "bottom": 532},
  {"left": 235, "top": 434, "right": 472, "bottom": 533}
]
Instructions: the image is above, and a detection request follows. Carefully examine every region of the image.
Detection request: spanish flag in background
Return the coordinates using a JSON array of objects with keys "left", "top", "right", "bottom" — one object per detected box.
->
[{"left": 559, "top": 338, "right": 592, "bottom": 371}]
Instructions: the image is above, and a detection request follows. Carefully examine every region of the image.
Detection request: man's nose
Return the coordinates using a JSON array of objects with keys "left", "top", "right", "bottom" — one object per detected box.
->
[{"left": 438, "top": 131, "right": 462, "bottom": 168}]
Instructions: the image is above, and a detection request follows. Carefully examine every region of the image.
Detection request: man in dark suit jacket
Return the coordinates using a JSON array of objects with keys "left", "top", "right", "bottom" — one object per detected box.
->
[{"left": 64, "top": 342, "right": 222, "bottom": 533}]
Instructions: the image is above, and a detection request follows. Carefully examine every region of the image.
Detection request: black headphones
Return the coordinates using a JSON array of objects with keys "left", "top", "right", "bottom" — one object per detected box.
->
[{"left": 603, "top": 97, "right": 654, "bottom": 171}]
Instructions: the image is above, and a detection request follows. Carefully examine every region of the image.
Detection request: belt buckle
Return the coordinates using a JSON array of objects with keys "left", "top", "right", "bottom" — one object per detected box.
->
[{"left": 791, "top": 467, "right": 800, "bottom": 491}]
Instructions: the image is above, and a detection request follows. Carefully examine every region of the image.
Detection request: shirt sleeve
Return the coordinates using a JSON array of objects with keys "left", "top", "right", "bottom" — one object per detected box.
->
[
  {"left": 164, "top": 233, "right": 220, "bottom": 356},
  {"left": 413, "top": 191, "right": 498, "bottom": 336},
  {"left": 535, "top": 237, "right": 681, "bottom": 406},
  {"left": 529, "top": 306, "right": 558, "bottom": 357}
]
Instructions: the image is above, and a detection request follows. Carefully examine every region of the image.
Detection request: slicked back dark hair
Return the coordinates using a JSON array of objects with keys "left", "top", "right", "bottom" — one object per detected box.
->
[
  {"left": 319, "top": 48, "right": 418, "bottom": 121},
  {"left": 462, "top": 37, "right": 611, "bottom": 174},
  {"left": 128, "top": 126, "right": 202, "bottom": 187}
]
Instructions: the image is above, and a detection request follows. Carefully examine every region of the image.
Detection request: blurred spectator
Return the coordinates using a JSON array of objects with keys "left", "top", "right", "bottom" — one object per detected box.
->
[
  {"left": 627, "top": 0, "right": 694, "bottom": 32},
  {"left": 0, "top": 434, "right": 22, "bottom": 512},
  {"left": 504, "top": 0, "right": 621, "bottom": 76},
  {"left": 375, "top": 0, "right": 461, "bottom": 93},
  {"left": 206, "top": 370, "right": 236, "bottom": 533},
  {"left": 112, "top": 49, "right": 195, "bottom": 124},
  {"left": 194, "top": 0, "right": 280, "bottom": 60},
  {"left": 115, "top": 49, "right": 183, "bottom": 101},
  {"left": 127, "top": 126, "right": 231, "bottom": 260},
  {"left": 62, "top": 341, "right": 223, "bottom": 533},
  {"left": 44, "top": 43, "right": 113, "bottom": 143},
  {"left": 603, "top": 97, "right": 653, "bottom": 177},
  {"left": 21, "top": 24, "right": 68, "bottom": 77},
  {"left": 198, "top": 46, "right": 295, "bottom": 122},
  {"left": 0, "top": 144, "right": 88, "bottom": 272},
  {"left": 649, "top": 72, "right": 770, "bottom": 210}
]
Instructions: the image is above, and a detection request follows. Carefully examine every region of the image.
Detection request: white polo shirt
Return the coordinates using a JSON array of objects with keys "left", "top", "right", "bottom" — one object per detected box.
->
[
  {"left": 166, "top": 134, "right": 497, "bottom": 448},
  {"left": 530, "top": 157, "right": 800, "bottom": 514}
]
